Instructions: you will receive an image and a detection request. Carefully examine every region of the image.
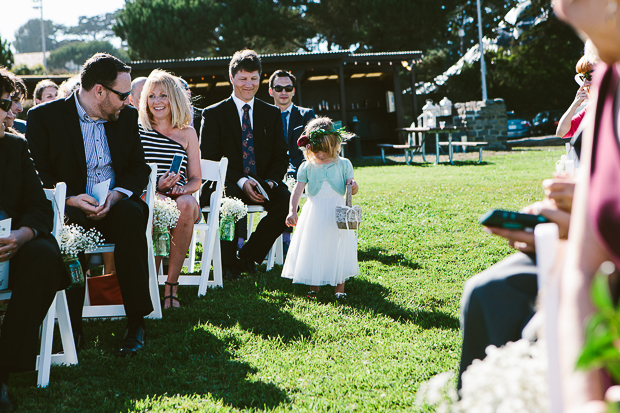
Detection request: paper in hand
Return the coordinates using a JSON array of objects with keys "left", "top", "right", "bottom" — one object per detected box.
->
[
  {"left": 0, "top": 218, "right": 11, "bottom": 290},
  {"left": 91, "top": 179, "right": 111, "bottom": 206}
]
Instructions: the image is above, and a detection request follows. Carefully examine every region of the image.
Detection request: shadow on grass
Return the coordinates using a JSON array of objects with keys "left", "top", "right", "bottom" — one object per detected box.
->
[
  {"left": 343, "top": 278, "right": 459, "bottom": 330},
  {"left": 359, "top": 247, "right": 421, "bottom": 270},
  {"left": 197, "top": 274, "right": 315, "bottom": 343}
]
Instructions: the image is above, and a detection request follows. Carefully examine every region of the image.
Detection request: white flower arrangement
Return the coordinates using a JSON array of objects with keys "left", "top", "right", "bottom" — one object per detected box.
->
[
  {"left": 284, "top": 175, "right": 297, "bottom": 193},
  {"left": 555, "top": 154, "right": 567, "bottom": 174},
  {"left": 59, "top": 224, "right": 105, "bottom": 258},
  {"left": 153, "top": 197, "right": 181, "bottom": 232},
  {"left": 415, "top": 339, "right": 548, "bottom": 412},
  {"left": 220, "top": 197, "right": 247, "bottom": 223}
]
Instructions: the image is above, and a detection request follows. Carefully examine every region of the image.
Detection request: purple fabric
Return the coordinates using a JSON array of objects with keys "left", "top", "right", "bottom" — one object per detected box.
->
[{"left": 588, "top": 63, "right": 620, "bottom": 267}]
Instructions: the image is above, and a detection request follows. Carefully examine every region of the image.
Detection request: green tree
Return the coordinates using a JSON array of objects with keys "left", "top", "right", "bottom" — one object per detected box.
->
[
  {"left": 47, "top": 40, "right": 129, "bottom": 73},
  {"left": 13, "top": 19, "right": 64, "bottom": 53},
  {"left": 65, "top": 11, "right": 121, "bottom": 42},
  {"left": 13, "top": 64, "right": 46, "bottom": 75},
  {"left": 114, "top": 0, "right": 310, "bottom": 60},
  {"left": 0, "top": 36, "right": 13, "bottom": 68}
]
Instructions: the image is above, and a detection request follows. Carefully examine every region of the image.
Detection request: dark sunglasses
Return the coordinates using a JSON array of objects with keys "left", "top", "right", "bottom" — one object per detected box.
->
[
  {"left": 273, "top": 85, "right": 294, "bottom": 93},
  {"left": 0, "top": 99, "right": 12, "bottom": 112},
  {"left": 577, "top": 70, "right": 594, "bottom": 82},
  {"left": 100, "top": 84, "right": 131, "bottom": 101}
]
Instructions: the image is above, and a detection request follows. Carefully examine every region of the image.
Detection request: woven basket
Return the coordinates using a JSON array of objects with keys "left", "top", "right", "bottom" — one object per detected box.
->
[{"left": 335, "top": 184, "right": 362, "bottom": 230}]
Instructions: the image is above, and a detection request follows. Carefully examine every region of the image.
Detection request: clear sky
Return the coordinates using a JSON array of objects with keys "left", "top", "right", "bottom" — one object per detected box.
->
[{"left": 2, "top": 0, "right": 126, "bottom": 46}]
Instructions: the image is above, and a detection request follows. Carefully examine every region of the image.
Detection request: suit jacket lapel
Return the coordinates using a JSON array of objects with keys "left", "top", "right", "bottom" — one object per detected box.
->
[
  {"left": 64, "top": 95, "right": 88, "bottom": 177},
  {"left": 224, "top": 97, "right": 242, "bottom": 151},
  {"left": 288, "top": 105, "right": 301, "bottom": 149}
]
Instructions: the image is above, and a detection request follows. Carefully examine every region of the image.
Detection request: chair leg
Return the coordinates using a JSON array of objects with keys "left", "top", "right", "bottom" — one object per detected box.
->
[
  {"left": 37, "top": 294, "right": 57, "bottom": 387},
  {"left": 274, "top": 234, "right": 284, "bottom": 266},
  {"left": 188, "top": 228, "right": 198, "bottom": 273},
  {"left": 478, "top": 147, "right": 483, "bottom": 164},
  {"left": 198, "top": 227, "right": 218, "bottom": 296},
  {"left": 55, "top": 291, "right": 77, "bottom": 365},
  {"left": 146, "top": 238, "right": 162, "bottom": 320},
  {"left": 380, "top": 148, "right": 386, "bottom": 163}
]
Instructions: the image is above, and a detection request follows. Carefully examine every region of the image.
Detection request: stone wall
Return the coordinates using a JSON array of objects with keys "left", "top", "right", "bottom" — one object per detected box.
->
[{"left": 453, "top": 98, "right": 507, "bottom": 149}]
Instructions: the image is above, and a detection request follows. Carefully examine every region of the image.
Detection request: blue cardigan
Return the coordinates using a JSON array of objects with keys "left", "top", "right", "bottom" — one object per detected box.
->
[{"left": 297, "top": 157, "right": 354, "bottom": 196}]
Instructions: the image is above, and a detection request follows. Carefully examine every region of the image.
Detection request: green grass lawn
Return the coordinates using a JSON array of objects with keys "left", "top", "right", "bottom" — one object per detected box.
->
[{"left": 15, "top": 148, "right": 563, "bottom": 412}]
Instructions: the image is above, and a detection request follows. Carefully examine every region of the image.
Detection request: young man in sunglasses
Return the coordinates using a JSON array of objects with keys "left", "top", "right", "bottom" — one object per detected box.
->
[
  {"left": 268, "top": 70, "right": 316, "bottom": 179},
  {"left": 25, "top": 53, "right": 153, "bottom": 358}
]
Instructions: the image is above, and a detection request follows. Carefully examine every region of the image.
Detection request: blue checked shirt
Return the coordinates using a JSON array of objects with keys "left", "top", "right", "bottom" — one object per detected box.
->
[{"left": 75, "top": 94, "right": 132, "bottom": 199}]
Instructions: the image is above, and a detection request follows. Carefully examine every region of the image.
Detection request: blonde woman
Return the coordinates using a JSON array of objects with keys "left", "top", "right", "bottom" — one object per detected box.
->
[{"left": 139, "top": 70, "right": 201, "bottom": 308}]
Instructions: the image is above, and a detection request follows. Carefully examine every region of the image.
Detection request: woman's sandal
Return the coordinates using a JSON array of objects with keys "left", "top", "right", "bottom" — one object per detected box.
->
[{"left": 163, "top": 281, "right": 180, "bottom": 308}]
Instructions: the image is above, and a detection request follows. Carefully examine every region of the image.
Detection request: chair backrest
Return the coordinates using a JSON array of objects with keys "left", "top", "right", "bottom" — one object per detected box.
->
[
  {"left": 145, "top": 163, "right": 157, "bottom": 235},
  {"left": 200, "top": 158, "right": 228, "bottom": 224},
  {"left": 44, "top": 182, "right": 67, "bottom": 239}
]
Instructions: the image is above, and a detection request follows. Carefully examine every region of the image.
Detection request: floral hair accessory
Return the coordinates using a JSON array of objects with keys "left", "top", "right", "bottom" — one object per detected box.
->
[{"left": 297, "top": 127, "right": 355, "bottom": 148}]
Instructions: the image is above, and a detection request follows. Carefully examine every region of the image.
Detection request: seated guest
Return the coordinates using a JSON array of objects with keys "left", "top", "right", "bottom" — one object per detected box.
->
[
  {"left": 0, "top": 71, "right": 26, "bottom": 136},
  {"left": 139, "top": 70, "right": 201, "bottom": 308},
  {"left": 200, "top": 50, "right": 290, "bottom": 280},
  {"left": 0, "top": 69, "right": 69, "bottom": 411},
  {"left": 129, "top": 76, "right": 147, "bottom": 110},
  {"left": 26, "top": 53, "right": 153, "bottom": 357},
  {"left": 56, "top": 75, "right": 80, "bottom": 99},
  {"left": 33, "top": 79, "right": 58, "bottom": 106},
  {"left": 459, "top": 176, "right": 574, "bottom": 388}
]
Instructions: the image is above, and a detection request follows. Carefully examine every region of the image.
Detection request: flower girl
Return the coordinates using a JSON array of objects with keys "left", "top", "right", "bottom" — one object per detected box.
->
[{"left": 281, "top": 117, "right": 360, "bottom": 299}]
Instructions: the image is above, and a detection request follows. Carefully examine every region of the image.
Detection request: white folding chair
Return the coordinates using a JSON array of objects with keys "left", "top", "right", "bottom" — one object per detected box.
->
[
  {"left": 169, "top": 158, "right": 227, "bottom": 295},
  {"left": 82, "top": 164, "right": 162, "bottom": 319},
  {"left": 0, "top": 183, "right": 80, "bottom": 387},
  {"left": 246, "top": 207, "right": 284, "bottom": 271},
  {"left": 534, "top": 223, "right": 562, "bottom": 413}
]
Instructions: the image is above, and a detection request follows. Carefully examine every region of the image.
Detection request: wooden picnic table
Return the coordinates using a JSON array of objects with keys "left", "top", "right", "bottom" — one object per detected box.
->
[{"left": 378, "top": 126, "right": 488, "bottom": 165}]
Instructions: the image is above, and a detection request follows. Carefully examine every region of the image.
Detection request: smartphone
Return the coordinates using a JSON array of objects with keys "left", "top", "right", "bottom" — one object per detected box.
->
[
  {"left": 478, "top": 209, "right": 549, "bottom": 230},
  {"left": 169, "top": 154, "right": 183, "bottom": 175}
]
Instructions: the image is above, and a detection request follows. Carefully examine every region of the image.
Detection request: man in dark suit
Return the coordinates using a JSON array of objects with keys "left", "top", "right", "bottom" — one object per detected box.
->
[
  {"left": 26, "top": 53, "right": 153, "bottom": 357},
  {"left": 200, "top": 50, "right": 290, "bottom": 279},
  {"left": 268, "top": 70, "right": 316, "bottom": 179},
  {"left": 0, "top": 69, "right": 69, "bottom": 410}
]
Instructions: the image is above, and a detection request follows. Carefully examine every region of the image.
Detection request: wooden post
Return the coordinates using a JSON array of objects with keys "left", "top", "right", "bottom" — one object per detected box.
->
[
  {"left": 410, "top": 64, "right": 418, "bottom": 120},
  {"left": 393, "top": 65, "right": 404, "bottom": 129},
  {"left": 338, "top": 63, "right": 347, "bottom": 127}
]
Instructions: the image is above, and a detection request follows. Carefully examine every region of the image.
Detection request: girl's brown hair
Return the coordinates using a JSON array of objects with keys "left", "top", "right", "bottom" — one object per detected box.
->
[{"left": 301, "top": 117, "right": 342, "bottom": 163}]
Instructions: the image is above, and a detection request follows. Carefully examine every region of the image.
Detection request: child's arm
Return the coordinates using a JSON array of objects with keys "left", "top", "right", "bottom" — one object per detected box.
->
[
  {"left": 346, "top": 178, "right": 359, "bottom": 195},
  {"left": 286, "top": 181, "right": 306, "bottom": 227}
]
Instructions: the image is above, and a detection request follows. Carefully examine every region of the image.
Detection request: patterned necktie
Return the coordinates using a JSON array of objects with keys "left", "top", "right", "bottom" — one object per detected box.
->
[
  {"left": 281, "top": 111, "right": 288, "bottom": 139},
  {"left": 241, "top": 104, "right": 257, "bottom": 175}
]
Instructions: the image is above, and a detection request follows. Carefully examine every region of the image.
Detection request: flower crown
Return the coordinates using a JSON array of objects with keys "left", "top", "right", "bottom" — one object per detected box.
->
[{"left": 297, "top": 127, "right": 354, "bottom": 149}]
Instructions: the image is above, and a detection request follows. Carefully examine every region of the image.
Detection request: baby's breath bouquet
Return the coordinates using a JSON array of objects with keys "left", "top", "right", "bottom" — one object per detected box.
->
[
  {"left": 152, "top": 197, "right": 181, "bottom": 256},
  {"left": 219, "top": 197, "right": 247, "bottom": 241},
  {"left": 58, "top": 224, "right": 105, "bottom": 288}
]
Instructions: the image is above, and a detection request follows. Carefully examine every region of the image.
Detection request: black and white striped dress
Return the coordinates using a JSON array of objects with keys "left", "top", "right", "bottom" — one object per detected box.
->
[{"left": 139, "top": 125, "right": 189, "bottom": 185}]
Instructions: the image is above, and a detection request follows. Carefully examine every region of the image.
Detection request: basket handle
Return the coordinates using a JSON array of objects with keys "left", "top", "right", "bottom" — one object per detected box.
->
[{"left": 346, "top": 183, "right": 352, "bottom": 207}]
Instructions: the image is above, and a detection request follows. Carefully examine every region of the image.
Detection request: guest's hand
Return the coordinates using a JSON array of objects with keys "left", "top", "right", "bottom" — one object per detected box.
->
[
  {"left": 0, "top": 227, "right": 35, "bottom": 262},
  {"left": 66, "top": 193, "right": 104, "bottom": 215},
  {"left": 286, "top": 211, "right": 298, "bottom": 227},
  {"left": 157, "top": 172, "right": 182, "bottom": 193},
  {"left": 167, "top": 184, "right": 187, "bottom": 196},
  {"left": 543, "top": 177, "right": 575, "bottom": 213},
  {"left": 347, "top": 178, "right": 359, "bottom": 195},
  {"left": 88, "top": 190, "right": 126, "bottom": 221},
  {"left": 243, "top": 180, "right": 265, "bottom": 203},
  {"left": 485, "top": 199, "right": 571, "bottom": 252}
]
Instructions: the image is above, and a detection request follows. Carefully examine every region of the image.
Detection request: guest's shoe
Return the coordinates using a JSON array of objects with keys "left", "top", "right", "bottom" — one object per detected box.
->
[
  {"left": 73, "top": 332, "right": 84, "bottom": 351},
  {"left": 116, "top": 324, "right": 145, "bottom": 357},
  {"left": 238, "top": 257, "right": 257, "bottom": 274},
  {"left": 162, "top": 281, "right": 180, "bottom": 309},
  {"left": 0, "top": 383, "right": 14, "bottom": 412},
  {"left": 223, "top": 266, "right": 242, "bottom": 281}
]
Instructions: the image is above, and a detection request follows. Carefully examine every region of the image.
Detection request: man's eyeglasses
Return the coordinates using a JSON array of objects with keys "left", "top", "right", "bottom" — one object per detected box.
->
[
  {"left": 100, "top": 84, "right": 131, "bottom": 101},
  {"left": 574, "top": 70, "right": 594, "bottom": 86},
  {"left": 0, "top": 99, "right": 12, "bottom": 113},
  {"left": 272, "top": 85, "right": 294, "bottom": 93}
]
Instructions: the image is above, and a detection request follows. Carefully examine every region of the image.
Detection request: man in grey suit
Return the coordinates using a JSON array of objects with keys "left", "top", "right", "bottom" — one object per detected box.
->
[{"left": 268, "top": 70, "right": 316, "bottom": 179}]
